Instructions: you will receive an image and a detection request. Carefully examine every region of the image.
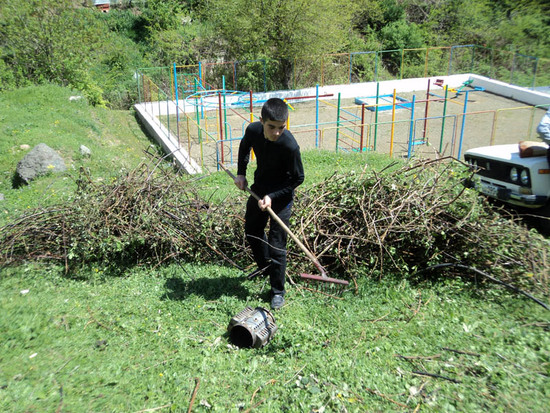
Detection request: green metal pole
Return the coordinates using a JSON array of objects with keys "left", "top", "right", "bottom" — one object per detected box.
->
[
  {"left": 222, "top": 76, "right": 228, "bottom": 141},
  {"left": 439, "top": 85, "right": 449, "bottom": 153},
  {"left": 374, "top": 82, "right": 380, "bottom": 151}
]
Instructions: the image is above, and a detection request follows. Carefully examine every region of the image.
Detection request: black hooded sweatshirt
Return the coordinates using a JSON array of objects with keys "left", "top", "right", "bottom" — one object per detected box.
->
[{"left": 237, "top": 121, "right": 304, "bottom": 202}]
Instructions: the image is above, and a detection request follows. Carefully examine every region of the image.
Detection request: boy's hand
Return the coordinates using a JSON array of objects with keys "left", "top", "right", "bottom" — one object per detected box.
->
[
  {"left": 258, "top": 195, "right": 272, "bottom": 211},
  {"left": 234, "top": 175, "right": 247, "bottom": 191}
]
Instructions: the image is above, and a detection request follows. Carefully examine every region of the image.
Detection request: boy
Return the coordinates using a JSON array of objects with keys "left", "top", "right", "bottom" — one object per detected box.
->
[{"left": 233, "top": 98, "right": 305, "bottom": 310}]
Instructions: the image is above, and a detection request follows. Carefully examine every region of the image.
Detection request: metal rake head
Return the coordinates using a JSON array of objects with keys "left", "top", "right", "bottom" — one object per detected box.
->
[{"left": 299, "top": 273, "right": 350, "bottom": 297}]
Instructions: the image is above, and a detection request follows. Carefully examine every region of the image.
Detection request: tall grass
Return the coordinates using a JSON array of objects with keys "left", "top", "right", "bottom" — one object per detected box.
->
[{"left": 1, "top": 262, "right": 548, "bottom": 412}]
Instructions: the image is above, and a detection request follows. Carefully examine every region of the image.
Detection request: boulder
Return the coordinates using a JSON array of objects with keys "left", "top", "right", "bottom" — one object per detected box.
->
[{"left": 16, "top": 143, "right": 66, "bottom": 184}]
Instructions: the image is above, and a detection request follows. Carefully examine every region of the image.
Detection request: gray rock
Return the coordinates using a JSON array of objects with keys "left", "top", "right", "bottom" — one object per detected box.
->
[
  {"left": 0, "top": 193, "right": 4, "bottom": 201},
  {"left": 79, "top": 145, "right": 92, "bottom": 157},
  {"left": 16, "top": 143, "right": 66, "bottom": 184}
]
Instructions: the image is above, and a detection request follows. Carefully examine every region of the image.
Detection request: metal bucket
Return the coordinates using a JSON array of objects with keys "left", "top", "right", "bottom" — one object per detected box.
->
[{"left": 227, "top": 306, "right": 278, "bottom": 348}]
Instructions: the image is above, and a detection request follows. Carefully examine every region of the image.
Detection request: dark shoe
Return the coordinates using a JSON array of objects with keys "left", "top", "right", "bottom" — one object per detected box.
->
[{"left": 270, "top": 294, "right": 285, "bottom": 310}]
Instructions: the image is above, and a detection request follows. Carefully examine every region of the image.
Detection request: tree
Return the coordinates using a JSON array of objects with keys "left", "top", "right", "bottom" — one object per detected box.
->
[
  {"left": 0, "top": 0, "right": 108, "bottom": 104},
  {"left": 202, "top": 0, "right": 355, "bottom": 89}
]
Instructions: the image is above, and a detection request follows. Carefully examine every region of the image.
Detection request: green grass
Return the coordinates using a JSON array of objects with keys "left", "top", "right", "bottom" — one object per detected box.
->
[
  {"left": 0, "top": 84, "right": 157, "bottom": 226},
  {"left": 1, "top": 86, "right": 549, "bottom": 412},
  {"left": 1, "top": 263, "right": 548, "bottom": 412}
]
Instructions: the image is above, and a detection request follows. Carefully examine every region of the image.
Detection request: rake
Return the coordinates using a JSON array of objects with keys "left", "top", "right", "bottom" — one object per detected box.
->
[{"left": 220, "top": 163, "right": 349, "bottom": 293}]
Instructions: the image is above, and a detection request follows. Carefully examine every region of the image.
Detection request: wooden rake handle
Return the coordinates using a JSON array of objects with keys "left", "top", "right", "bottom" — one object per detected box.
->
[{"left": 219, "top": 163, "right": 328, "bottom": 278}]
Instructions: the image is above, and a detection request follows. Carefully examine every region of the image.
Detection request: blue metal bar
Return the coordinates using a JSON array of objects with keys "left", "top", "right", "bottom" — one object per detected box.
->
[{"left": 457, "top": 90, "right": 470, "bottom": 159}]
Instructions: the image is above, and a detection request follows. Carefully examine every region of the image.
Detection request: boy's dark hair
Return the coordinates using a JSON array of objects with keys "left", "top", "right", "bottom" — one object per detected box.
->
[{"left": 261, "top": 98, "right": 288, "bottom": 122}]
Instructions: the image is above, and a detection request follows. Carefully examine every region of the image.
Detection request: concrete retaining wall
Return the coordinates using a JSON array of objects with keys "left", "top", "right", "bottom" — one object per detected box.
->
[{"left": 134, "top": 102, "right": 202, "bottom": 174}]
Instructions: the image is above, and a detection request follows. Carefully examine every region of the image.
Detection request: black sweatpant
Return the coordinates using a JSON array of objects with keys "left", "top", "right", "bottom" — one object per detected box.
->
[{"left": 244, "top": 196, "right": 293, "bottom": 296}]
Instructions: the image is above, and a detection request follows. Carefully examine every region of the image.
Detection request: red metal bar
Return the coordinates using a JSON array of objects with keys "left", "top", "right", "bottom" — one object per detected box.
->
[
  {"left": 423, "top": 79, "right": 430, "bottom": 139},
  {"left": 285, "top": 94, "right": 333, "bottom": 100}
]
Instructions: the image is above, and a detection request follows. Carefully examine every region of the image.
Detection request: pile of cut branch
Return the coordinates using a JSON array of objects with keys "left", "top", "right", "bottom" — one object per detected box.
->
[
  {"left": 291, "top": 159, "right": 548, "bottom": 301},
  {"left": 0, "top": 158, "right": 547, "bottom": 302},
  {"left": 0, "top": 164, "right": 249, "bottom": 271}
]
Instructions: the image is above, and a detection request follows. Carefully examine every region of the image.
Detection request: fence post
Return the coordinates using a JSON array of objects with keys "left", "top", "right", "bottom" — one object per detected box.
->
[
  {"left": 336, "top": 92, "right": 341, "bottom": 152},
  {"left": 407, "top": 94, "right": 416, "bottom": 158},
  {"left": 439, "top": 85, "right": 449, "bottom": 153},
  {"left": 360, "top": 103, "right": 365, "bottom": 152},
  {"left": 218, "top": 92, "right": 224, "bottom": 163},
  {"left": 374, "top": 82, "right": 380, "bottom": 151},
  {"left": 173, "top": 63, "right": 181, "bottom": 145},
  {"left": 315, "top": 84, "right": 320, "bottom": 148},
  {"left": 390, "top": 89, "right": 396, "bottom": 157},
  {"left": 457, "top": 90, "right": 470, "bottom": 159}
]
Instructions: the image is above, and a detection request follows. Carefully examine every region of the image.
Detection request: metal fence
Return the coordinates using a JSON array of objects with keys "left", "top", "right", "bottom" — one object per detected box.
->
[{"left": 135, "top": 45, "right": 550, "bottom": 173}]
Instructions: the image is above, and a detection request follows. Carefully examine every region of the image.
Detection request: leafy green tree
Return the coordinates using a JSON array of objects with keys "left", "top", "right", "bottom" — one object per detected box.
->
[
  {"left": 379, "top": 19, "right": 425, "bottom": 74},
  {"left": 0, "top": 0, "right": 108, "bottom": 104},
  {"left": 489, "top": 1, "right": 550, "bottom": 58},
  {"left": 144, "top": 27, "right": 203, "bottom": 67},
  {"left": 140, "top": 0, "right": 187, "bottom": 35},
  {"left": 202, "top": 0, "right": 355, "bottom": 89}
]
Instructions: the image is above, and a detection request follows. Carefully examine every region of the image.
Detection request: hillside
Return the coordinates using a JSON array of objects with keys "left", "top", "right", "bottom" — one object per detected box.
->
[
  {"left": 1, "top": 0, "right": 549, "bottom": 109},
  {"left": 0, "top": 85, "right": 155, "bottom": 226}
]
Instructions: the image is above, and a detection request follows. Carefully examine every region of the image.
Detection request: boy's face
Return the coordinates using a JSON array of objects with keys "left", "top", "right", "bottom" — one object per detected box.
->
[{"left": 260, "top": 118, "right": 286, "bottom": 142}]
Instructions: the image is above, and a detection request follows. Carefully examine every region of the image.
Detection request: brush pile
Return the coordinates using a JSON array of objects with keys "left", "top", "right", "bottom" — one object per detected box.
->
[
  {"left": 292, "top": 160, "right": 548, "bottom": 295},
  {"left": 1, "top": 158, "right": 548, "bottom": 299},
  {"left": 0, "top": 164, "right": 249, "bottom": 272}
]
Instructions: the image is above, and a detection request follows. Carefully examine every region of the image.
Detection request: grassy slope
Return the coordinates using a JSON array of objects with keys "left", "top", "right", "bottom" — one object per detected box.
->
[
  {"left": 0, "top": 84, "right": 154, "bottom": 226},
  {"left": 0, "top": 86, "right": 548, "bottom": 412}
]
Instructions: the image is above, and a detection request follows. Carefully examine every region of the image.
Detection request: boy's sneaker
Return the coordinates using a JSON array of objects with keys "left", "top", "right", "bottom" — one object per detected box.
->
[{"left": 270, "top": 294, "right": 285, "bottom": 310}]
